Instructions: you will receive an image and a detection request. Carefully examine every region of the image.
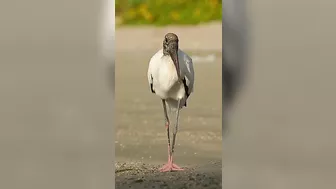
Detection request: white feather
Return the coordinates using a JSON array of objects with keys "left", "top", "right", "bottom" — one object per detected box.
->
[{"left": 148, "top": 49, "right": 194, "bottom": 112}]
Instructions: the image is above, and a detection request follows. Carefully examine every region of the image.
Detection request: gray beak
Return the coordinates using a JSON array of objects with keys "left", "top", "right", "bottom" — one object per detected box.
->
[{"left": 169, "top": 49, "right": 180, "bottom": 80}]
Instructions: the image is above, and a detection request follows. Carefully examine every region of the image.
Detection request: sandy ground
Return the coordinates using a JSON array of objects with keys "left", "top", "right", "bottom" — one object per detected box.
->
[
  {"left": 115, "top": 161, "right": 221, "bottom": 189},
  {"left": 114, "top": 49, "right": 222, "bottom": 188}
]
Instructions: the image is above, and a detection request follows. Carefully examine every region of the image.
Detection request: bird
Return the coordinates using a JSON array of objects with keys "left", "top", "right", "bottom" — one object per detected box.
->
[{"left": 147, "top": 33, "right": 194, "bottom": 172}]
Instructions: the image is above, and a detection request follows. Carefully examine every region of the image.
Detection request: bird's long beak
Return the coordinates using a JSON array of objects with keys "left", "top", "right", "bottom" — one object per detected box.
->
[{"left": 169, "top": 49, "right": 180, "bottom": 80}]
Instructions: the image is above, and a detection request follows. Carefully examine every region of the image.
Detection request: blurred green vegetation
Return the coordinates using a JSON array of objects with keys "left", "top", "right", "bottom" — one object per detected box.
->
[{"left": 116, "top": 0, "right": 222, "bottom": 26}]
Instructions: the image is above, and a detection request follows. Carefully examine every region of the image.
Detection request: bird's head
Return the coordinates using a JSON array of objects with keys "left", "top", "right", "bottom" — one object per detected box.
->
[{"left": 163, "top": 33, "right": 180, "bottom": 79}]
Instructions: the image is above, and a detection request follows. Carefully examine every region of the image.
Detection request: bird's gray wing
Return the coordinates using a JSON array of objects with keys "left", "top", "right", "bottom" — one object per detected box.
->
[{"left": 182, "top": 53, "right": 194, "bottom": 96}]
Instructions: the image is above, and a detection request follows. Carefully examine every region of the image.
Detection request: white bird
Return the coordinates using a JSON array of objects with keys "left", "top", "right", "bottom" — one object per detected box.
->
[{"left": 147, "top": 33, "right": 194, "bottom": 172}]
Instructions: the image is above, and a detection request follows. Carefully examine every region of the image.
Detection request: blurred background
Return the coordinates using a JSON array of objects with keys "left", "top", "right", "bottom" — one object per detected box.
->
[
  {"left": 115, "top": 0, "right": 222, "bottom": 188},
  {"left": 223, "top": 0, "right": 336, "bottom": 189},
  {"left": 0, "top": 0, "right": 114, "bottom": 188},
  {"left": 116, "top": 0, "right": 221, "bottom": 25}
]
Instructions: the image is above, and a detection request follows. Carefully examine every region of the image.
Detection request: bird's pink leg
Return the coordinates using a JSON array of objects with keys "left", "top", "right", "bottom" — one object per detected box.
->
[
  {"left": 159, "top": 104, "right": 184, "bottom": 172},
  {"left": 159, "top": 143, "right": 184, "bottom": 172},
  {"left": 160, "top": 99, "right": 184, "bottom": 172},
  {"left": 159, "top": 144, "right": 171, "bottom": 171},
  {"left": 159, "top": 154, "right": 184, "bottom": 172}
]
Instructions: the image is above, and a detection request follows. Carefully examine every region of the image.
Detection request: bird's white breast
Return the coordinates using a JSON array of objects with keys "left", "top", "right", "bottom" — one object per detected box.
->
[
  {"left": 152, "top": 55, "right": 185, "bottom": 100},
  {"left": 157, "top": 56, "right": 178, "bottom": 87},
  {"left": 148, "top": 49, "right": 194, "bottom": 103}
]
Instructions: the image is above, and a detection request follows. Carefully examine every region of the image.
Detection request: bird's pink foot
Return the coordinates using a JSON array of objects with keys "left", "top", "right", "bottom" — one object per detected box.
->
[{"left": 159, "top": 161, "right": 184, "bottom": 172}]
